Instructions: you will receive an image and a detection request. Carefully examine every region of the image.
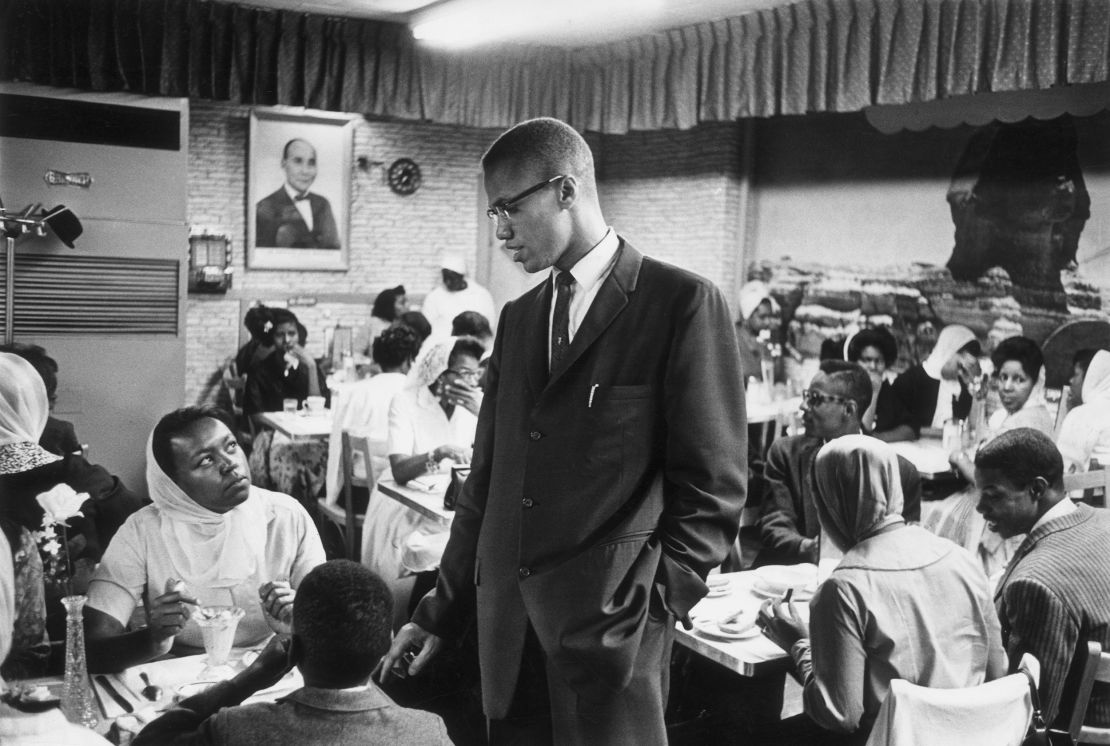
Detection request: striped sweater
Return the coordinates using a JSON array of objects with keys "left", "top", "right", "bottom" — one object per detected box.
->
[{"left": 994, "top": 503, "right": 1110, "bottom": 727}]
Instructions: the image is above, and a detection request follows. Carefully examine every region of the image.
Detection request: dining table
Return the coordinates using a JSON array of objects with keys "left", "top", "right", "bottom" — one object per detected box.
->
[
  {"left": 888, "top": 435, "right": 956, "bottom": 482},
  {"left": 11, "top": 649, "right": 304, "bottom": 740},
  {"left": 255, "top": 409, "right": 334, "bottom": 441},
  {"left": 674, "top": 567, "right": 816, "bottom": 678},
  {"left": 376, "top": 475, "right": 456, "bottom": 525}
]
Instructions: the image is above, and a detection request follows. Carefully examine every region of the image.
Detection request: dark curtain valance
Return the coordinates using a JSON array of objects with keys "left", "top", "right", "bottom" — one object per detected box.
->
[{"left": 2, "top": 0, "right": 1108, "bottom": 133}]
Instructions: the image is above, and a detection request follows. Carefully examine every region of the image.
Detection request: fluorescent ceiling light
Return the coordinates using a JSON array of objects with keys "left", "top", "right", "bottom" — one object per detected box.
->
[{"left": 412, "top": 0, "right": 663, "bottom": 48}]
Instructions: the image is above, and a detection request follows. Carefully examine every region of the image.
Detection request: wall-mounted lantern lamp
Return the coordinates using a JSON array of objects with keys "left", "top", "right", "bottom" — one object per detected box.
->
[{"left": 188, "top": 233, "right": 233, "bottom": 294}]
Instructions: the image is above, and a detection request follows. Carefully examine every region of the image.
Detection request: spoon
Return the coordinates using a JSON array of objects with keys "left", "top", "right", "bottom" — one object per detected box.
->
[{"left": 139, "top": 672, "right": 163, "bottom": 702}]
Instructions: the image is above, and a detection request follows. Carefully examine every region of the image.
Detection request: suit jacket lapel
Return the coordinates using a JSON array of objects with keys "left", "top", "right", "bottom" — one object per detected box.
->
[
  {"left": 547, "top": 240, "right": 642, "bottom": 386},
  {"left": 524, "top": 280, "right": 553, "bottom": 401}
]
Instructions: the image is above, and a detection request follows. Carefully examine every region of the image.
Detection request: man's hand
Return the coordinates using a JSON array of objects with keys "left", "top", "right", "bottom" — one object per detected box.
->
[
  {"left": 147, "top": 579, "right": 198, "bottom": 642},
  {"left": 758, "top": 596, "right": 809, "bottom": 653},
  {"left": 432, "top": 445, "right": 471, "bottom": 465},
  {"left": 373, "top": 622, "right": 443, "bottom": 683},
  {"left": 259, "top": 580, "right": 294, "bottom": 635},
  {"left": 234, "top": 634, "right": 294, "bottom": 693}
]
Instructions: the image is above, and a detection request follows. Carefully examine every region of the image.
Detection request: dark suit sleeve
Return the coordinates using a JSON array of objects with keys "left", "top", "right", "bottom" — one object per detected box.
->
[
  {"left": 999, "top": 578, "right": 1078, "bottom": 725},
  {"left": 256, "top": 193, "right": 279, "bottom": 247},
  {"left": 758, "top": 439, "right": 812, "bottom": 563},
  {"left": 656, "top": 281, "right": 747, "bottom": 618},
  {"left": 411, "top": 306, "right": 505, "bottom": 637}
]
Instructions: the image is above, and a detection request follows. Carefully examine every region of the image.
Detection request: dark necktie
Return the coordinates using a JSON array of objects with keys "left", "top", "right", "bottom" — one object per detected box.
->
[
  {"left": 550, "top": 272, "right": 575, "bottom": 372},
  {"left": 293, "top": 192, "right": 309, "bottom": 201}
]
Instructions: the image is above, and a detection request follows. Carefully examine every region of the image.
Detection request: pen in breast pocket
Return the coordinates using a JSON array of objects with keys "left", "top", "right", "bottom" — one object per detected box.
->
[{"left": 588, "top": 384, "right": 599, "bottom": 408}]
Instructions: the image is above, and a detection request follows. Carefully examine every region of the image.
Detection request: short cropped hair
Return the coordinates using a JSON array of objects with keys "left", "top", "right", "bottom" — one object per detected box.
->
[
  {"left": 151, "top": 405, "right": 238, "bottom": 480},
  {"left": 372, "top": 326, "right": 420, "bottom": 370},
  {"left": 990, "top": 335, "right": 1043, "bottom": 381},
  {"left": 1073, "top": 348, "right": 1099, "bottom": 375},
  {"left": 450, "top": 337, "right": 486, "bottom": 365},
  {"left": 294, "top": 560, "right": 393, "bottom": 686},
  {"left": 482, "top": 118, "right": 596, "bottom": 189},
  {"left": 847, "top": 327, "right": 898, "bottom": 368},
  {"left": 451, "top": 311, "right": 492, "bottom": 340},
  {"left": 819, "top": 359, "right": 873, "bottom": 414},
  {"left": 282, "top": 138, "right": 314, "bottom": 160},
  {"left": 975, "top": 427, "right": 1063, "bottom": 488}
]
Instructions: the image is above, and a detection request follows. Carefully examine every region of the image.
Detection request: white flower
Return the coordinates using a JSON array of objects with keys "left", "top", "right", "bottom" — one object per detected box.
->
[
  {"left": 42, "top": 538, "right": 61, "bottom": 556},
  {"left": 36, "top": 484, "right": 88, "bottom": 526}
]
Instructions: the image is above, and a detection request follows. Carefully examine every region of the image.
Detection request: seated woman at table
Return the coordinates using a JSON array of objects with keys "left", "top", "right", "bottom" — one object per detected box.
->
[
  {"left": 243, "top": 307, "right": 327, "bottom": 422},
  {"left": 929, "top": 336, "right": 1054, "bottom": 576},
  {"left": 735, "top": 280, "right": 780, "bottom": 386},
  {"left": 85, "top": 406, "right": 325, "bottom": 666},
  {"left": 846, "top": 326, "right": 912, "bottom": 442},
  {"left": 1057, "top": 349, "right": 1110, "bottom": 474},
  {"left": 0, "top": 354, "right": 143, "bottom": 638},
  {"left": 759, "top": 435, "right": 1006, "bottom": 745},
  {"left": 361, "top": 336, "right": 484, "bottom": 628},
  {"left": 352, "top": 285, "right": 408, "bottom": 362},
  {"left": 888, "top": 323, "right": 981, "bottom": 440},
  {"left": 325, "top": 325, "right": 421, "bottom": 511}
]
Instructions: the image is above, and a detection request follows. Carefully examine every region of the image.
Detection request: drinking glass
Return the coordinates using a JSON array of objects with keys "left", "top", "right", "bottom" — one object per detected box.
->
[{"left": 282, "top": 398, "right": 298, "bottom": 414}]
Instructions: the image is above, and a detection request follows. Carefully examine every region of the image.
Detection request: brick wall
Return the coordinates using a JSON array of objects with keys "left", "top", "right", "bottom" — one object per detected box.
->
[{"left": 186, "top": 107, "right": 747, "bottom": 403}]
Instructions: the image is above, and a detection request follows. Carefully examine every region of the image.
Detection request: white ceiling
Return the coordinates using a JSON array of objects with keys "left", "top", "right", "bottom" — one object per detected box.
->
[{"left": 232, "top": 0, "right": 784, "bottom": 46}]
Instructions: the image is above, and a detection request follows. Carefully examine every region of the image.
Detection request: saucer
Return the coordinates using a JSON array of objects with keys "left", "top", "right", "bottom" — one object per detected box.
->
[
  {"left": 706, "top": 583, "right": 732, "bottom": 598},
  {"left": 750, "top": 580, "right": 815, "bottom": 602},
  {"left": 692, "top": 617, "right": 762, "bottom": 641}
]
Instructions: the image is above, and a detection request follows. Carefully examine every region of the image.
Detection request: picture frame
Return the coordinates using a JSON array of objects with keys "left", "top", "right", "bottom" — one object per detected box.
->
[{"left": 248, "top": 110, "right": 354, "bottom": 271}]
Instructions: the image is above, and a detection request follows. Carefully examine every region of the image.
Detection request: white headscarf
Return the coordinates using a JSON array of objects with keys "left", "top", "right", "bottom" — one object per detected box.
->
[
  {"left": 814, "top": 434, "right": 905, "bottom": 553},
  {"left": 922, "top": 324, "right": 976, "bottom": 381},
  {"left": 0, "top": 353, "right": 61, "bottom": 474},
  {"left": 737, "top": 281, "right": 779, "bottom": 322},
  {"left": 407, "top": 336, "right": 457, "bottom": 390},
  {"left": 145, "top": 430, "right": 268, "bottom": 590},
  {"left": 0, "top": 353, "right": 50, "bottom": 446}
]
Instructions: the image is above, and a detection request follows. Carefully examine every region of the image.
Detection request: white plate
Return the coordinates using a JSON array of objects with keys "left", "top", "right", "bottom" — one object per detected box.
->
[
  {"left": 692, "top": 617, "right": 762, "bottom": 641},
  {"left": 750, "top": 580, "right": 814, "bottom": 602},
  {"left": 705, "top": 584, "right": 732, "bottom": 598}
]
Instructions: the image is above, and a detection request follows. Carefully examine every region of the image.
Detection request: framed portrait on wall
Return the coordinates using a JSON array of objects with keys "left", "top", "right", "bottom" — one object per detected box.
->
[{"left": 248, "top": 110, "right": 354, "bottom": 270}]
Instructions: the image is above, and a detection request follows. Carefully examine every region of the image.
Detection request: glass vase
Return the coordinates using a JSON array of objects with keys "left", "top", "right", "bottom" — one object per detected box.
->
[{"left": 61, "top": 594, "right": 99, "bottom": 729}]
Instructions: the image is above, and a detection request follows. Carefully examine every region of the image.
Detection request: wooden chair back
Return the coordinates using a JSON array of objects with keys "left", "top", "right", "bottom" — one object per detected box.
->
[
  {"left": 1063, "top": 469, "right": 1110, "bottom": 508},
  {"left": 337, "top": 430, "right": 386, "bottom": 560},
  {"left": 1063, "top": 641, "right": 1110, "bottom": 744}
]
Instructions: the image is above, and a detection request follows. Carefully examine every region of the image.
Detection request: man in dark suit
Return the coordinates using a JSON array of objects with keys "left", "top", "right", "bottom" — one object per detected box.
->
[
  {"left": 255, "top": 138, "right": 340, "bottom": 249},
  {"left": 377, "top": 117, "right": 747, "bottom": 743},
  {"left": 757, "top": 360, "right": 921, "bottom": 566},
  {"left": 976, "top": 428, "right": 1110, "bottom": 728}
]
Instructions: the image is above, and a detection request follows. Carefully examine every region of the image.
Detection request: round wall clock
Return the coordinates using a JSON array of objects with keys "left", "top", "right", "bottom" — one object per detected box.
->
[{"left": 387, "top": 157, "right": 422, "bottom": 195}]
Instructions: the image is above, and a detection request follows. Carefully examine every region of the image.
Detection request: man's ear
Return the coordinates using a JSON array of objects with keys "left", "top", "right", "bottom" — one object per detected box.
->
[
  {"left": 557, "top": 175, "right": 579, "bottom": 208},
  {"left": 1029, "top": 475, "right": 1050, "bottom": 501}
]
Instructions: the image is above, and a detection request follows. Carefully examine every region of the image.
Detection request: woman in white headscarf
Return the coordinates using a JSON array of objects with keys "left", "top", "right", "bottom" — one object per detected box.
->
[
  {"left": 888, "top": 323, "right": 982, "bottom": 437},
  {"left": 1057, "top": 349, "right": 1110, "bottom": 474},
  {"left": 86, "top": 405, "right": 324, "bottom": 661},
  {"left": 360, "top": 335, "right": 485, "bottom": 629},
  {"left": 735, "top": 280, "right": 780, "bottom": 386},
  {"left": 0, "top": 352, "right": 141, "bottom": 570},
  {"left": 760, "top": 435, "right": 1005, "bottom": 743}
]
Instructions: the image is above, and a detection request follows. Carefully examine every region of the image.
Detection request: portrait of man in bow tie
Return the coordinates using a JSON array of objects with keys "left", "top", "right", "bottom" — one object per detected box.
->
[{"left": 255, "top": 137, "right": 341, "bottom": 250}]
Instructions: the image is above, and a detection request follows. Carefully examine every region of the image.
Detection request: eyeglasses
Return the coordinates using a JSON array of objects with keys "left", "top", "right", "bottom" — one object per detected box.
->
[
  {"left": 486, "top": 175, "right": 565, "bottom": 222},
  {"left": 446, "top": 367, "right": 481, "bottom": 383},
  {"left": 802, "top": 389, "right": 849, "bottom": 408}
]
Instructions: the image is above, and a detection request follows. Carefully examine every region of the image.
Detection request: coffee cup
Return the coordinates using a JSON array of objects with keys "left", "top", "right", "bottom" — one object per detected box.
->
[{"left": 305, "top": 395, "right": 326, "bottom": 413}]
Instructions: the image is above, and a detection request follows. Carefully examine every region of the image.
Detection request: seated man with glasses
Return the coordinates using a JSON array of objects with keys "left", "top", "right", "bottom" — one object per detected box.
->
[{"left": 755, "top": 360, "right": 921, "bottom": 566}]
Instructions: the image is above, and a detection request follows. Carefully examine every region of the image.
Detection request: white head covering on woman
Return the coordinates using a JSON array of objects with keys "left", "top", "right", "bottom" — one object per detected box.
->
[
  {"left": 737, "top": 281, "right": 779, "bottom": 322},
  {"left": 813, "top": 434, "right": 905, "bottom": 553},
  {"left": 0, "top": 352, "right": 61, "bottom": 474},
  {"left": 406, "top": 336, "right": 457, "bottom": 391},
  {"left": 145, "top": 431, "right": 268, "bottom": 590},
  {"left": 922, "top": 324, "right": 977, "bottom": 428}
]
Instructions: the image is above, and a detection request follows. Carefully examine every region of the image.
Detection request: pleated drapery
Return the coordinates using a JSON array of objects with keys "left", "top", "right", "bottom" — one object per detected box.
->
[{"left": 2, "top": 0, "right": 1109, "bottom": 133}]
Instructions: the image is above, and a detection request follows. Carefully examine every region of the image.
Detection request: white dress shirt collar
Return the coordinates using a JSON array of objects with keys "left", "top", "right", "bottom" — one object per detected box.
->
[
  {"left": 552, "top": 227, "right": 619, "bottom": 293},
  {"left": 1031, "top": 495, "right": 1077, "bottom": 533}
]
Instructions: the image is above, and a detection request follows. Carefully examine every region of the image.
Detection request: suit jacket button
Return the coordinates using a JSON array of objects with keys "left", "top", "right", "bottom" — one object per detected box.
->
[
  {"left": 529, "top": 430, "right": 543, "bottom": 441},
  {"left": 521, "top": 497, "right": 534, "bottom": 508},
  {"left": 518, "top": 567, "right": 532, "bottom": 578}
]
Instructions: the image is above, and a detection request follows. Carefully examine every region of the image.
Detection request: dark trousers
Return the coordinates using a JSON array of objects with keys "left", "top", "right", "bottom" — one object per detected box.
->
[{"left": 489, "top": 611, "right": 675, "bottom": 746}]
